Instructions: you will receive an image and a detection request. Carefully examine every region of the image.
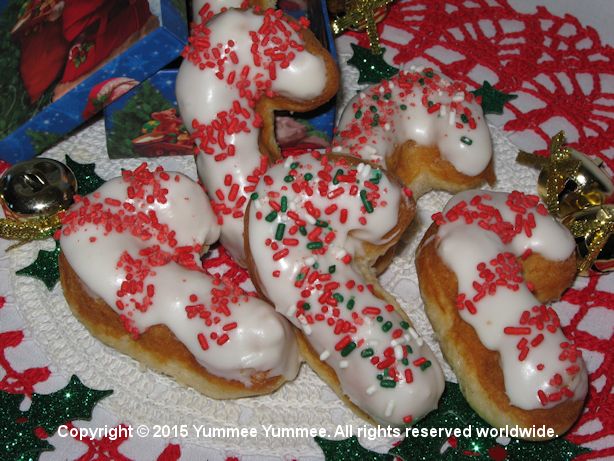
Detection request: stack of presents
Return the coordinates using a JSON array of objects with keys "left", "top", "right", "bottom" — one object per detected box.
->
[{"left": 0, "top": 0, "right": 337, "bottom": 163}]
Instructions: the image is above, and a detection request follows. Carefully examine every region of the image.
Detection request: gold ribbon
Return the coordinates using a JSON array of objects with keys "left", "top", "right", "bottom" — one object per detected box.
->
[
  {"left": 0, "top": 213, "right": 62, "bottom": 249},
  {"left": 331, "top": 0, "right": 394, "bottom": 54}
]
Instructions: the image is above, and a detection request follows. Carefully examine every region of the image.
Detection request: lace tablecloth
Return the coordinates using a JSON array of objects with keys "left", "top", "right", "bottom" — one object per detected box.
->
[{"left": 0, "top": 1, "right": 612, "bottom": 460}]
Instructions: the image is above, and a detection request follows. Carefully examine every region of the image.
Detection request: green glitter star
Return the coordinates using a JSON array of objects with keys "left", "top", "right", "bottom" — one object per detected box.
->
[
  {"left": 16, "top": 241, "right": 60, "bottom": 290},
  {"left": 347, "top": 43, "right": 399, "bottom": 84},
  {"left": 471, "top": 81, "right": 518, "bottom": 115},
  {"left": 0, "top": 376, "right": 112, "bottom": 460},
  {"left": 315, "top": 435, "right": 393, "bottom": 461},
  {"left": 390, "top": 382, "right": 590, "bottom": 461},
  {"left": 65, "top": 155, "right": 105, "bottom": 195}
]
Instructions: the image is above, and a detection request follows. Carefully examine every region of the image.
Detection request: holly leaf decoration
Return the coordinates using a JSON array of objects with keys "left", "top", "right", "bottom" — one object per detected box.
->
[
  {"left": 347, "top": 43, "right": 399, "bottom": 84},
  {"left": 65, "top": 155, "right": 105, "bottom": 195},
  {"left": 471, "top": 81, "right": 518, "bottom": 115},
  {"left": 16, "top": 241, "right": 60, "bottom": 290},
  {"left": 1, "top": 375, "right": 113, "bottom": 460},
  {"left": 390, "top": 382, "right": 590, "bottom": 461},
  {"left": 315, "top": 436, "right": 393, "bottom": 461}
]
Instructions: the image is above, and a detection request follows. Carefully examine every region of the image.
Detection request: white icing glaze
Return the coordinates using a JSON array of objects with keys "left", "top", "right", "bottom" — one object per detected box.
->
[
  {"left": 247, "top": 154, "right": 445, "bottom": 426},
  {"left": 176, "top": 8, "right": 328, "bottom": 264},
  {"left": 434, "top": 190, "right": 588, "bottom": 409},
  {"left": 60, "top": 166, "right": 299, "bottom": 386},
  {"left": 333, "top": 70, "right": 492, "bottom": 177}
]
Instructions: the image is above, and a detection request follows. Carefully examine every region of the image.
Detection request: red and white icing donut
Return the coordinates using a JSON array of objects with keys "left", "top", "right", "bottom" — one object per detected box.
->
[
  {"left": 246, "top": 153, "right": 445, "bottom": 426},
  {"left": 333, "top": 70, "right": 494, "bottom": 195},
  {"left": 431, "top": 190, "right": 588, "bottom": 407},
  {"left": 176, "top": 7, "right": 337, "bottom": 264},
  {"left": 60, "top": 165, "right": 299, "bottom": 389}
]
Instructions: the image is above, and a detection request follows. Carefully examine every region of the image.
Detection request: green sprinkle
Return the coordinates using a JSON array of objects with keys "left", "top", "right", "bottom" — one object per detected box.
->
[
  {"left": 401, "top": 358, "right": 409, "bottom": 366},
  {"left": 290, "top": 162, "right": 299, "bottom": 169},
  {"left": 315, "top": 219, "right": 328, "bottom": 228},
  {"left": 370, "top": 105, "right": 377, "bottom": 113},
  {"left": 371, "top": 113, "right": 380, "bottom": 127},
  {"left": 299, "top": 226, "right": 307, "bottom": 236},
  {"left": 400, "top": 321, "right": 410, "bottom": 330},
  {"left": 265, "top": 211, "right": 277, "bottom": 222},
  {"left": 420, "top": 360, "right": 432, "bottom": 371},
  {"left": 328, "top": 265, "right": 336, "bottom": 274},
  {"left": 304, "top": 173, "right": 313, "bottom": 181},
  {"left": 333, "top": 168, "right": 343, "bottom": 185},
  {"left": 333, "top": 293, "right": 344, "bottom": 303},
  {"left": 313, "top": 262, "right": 319, "bottom": 269},
  {"left": 341, "top": 341, "right": 356, "bottom": 357},
  {"left": 296, "top": 272, "right": 305, "bottom": 281},
  {"left": 354, "top": 110, "right": 362, "bottom": 119},
  {"left": 382, "top": 321, "right": 393, "bottom": 332},
  {"left": 376, "top": 374, "right": 383, "bottom": 381},
  {"left": 360, "top": 190, "right": 374, "bottom": 213},
  {"left": 250, "top": 192, "right": 259, "bottom": 200},
  {"left": 428, "top": 100, "right": 434, "bottom": 107},
  {"left": 400, "top": 104, "right": 407, "bottom": 110},
  {"left": 284, "top": 175, "right": 294, "bottom": 183},
  {"left": 380, "top": 379, "right": 396, "bottom": 388},
  {"left": 460, "top": 136, "right": 473, "bottom": 145},
  {"left": 361, "top": 348, "right": 374, "bottom": 358},
  {"left": 372, "top": 95, "right": 379, "bottom": 101},
  {"left": 347, "top": 298, "right": 355, "bottom": 310},
  {"left": 460, "top": 113, "right": 469, "bottom": 124},
  {"left": 424, "top": 70, "right": 434, "bottom": 78},
  {"left": 307, "top": 241, "right": 323, "bottom": 250},
  {"left": 406, "top": 344, "right": 413, "bottom": 354},
  {"left": 275, "top": 223, "right": 285, "bottom": 240},
  {"left": 376, "top": 315, "right": 383, "bottom": 322},
  {"left": 281, "top": 196, "right": 287, "bottom": 212},
  {"left": 302, "top": 302, "right": 311, "bottom": 311},
  {"left": 370, "top": 170, "right": 382, "bottom": 184},
  {"left": 418, "top": 78, "right": 425, "bottom": 86},
  {"left": 384, "top": 92, "right": 392, "bottom": 100}
]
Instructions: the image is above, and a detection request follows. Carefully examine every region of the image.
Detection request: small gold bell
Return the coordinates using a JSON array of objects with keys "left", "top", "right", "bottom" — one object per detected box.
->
[
  {"left": 0, "top": 158, "right": 77, "bottom": 219},
  {"left": 562, "top": 205, "right": 614, "bottom": 276},
  {"left": 536, "top": 144, "right": 614, "bottom": 218}
]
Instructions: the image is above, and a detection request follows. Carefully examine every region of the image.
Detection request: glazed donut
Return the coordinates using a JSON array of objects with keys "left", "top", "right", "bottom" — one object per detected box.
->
[
  {"left": 245, "top": 152, "right": 445, "bottom": 426},
  {"left": 176, "top": 6, "right": 339, "bottom": 264},
  {"left": 333, "top": 70, "right": 495, "bottom": 197},
  {"left": 415, "top": 190, "right": 588, "bottom": 439},
  {"left": 59, "top": 164, "right": 299, "bottom": 398}
]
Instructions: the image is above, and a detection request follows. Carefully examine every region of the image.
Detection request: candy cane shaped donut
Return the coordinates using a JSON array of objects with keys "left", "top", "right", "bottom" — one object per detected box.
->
[
  {"left": 59, "top": 164, "right": 299, "bottom": 398},
  {"left": 416, "top": 190, "right": 588, "bottom": 439},
  {"left": 333, "top": 70, "right": 495, "bottom": 197},
  {"left": 245, "top": 153, "right": 445, "bottom": 426},
  {"left": 176, "top": 7, "right": 339, "bottom": 264}
]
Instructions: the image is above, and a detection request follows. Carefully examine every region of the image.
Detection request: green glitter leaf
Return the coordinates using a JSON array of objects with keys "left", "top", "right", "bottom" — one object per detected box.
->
[
  {"left": 315, "top": 436, "right": 393, "bottom": 461},
  {"left": 390, "top": 382, "right": 590, "bottom": 461},
  {"left": 16, "top": 241, "right": 61, "bottom": 290},
  {"left": 470, "top": 81, "right": 518, "bottom": 115},
  {"left": 347, "top": 44, "right": 399, "bottom": 84},
  {"left": 0, "top": 376, "right": 112, "bottom": 460},
  {"left": 65, "top": 155, "right": 105, "bottom": 195}
]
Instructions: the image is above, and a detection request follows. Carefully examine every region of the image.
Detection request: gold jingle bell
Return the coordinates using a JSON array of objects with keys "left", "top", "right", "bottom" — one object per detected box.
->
[
  {"left": 562, "top": 205, "right": 614, "bottom": 276},
  {"left": 537, "top": 146, "right": 614, "bottom": 218},
  {"left": 0, "top": 158, "right": 77, "bottom": 246},
  {"left": 0, "top": 158, "right": 77, "bottom": 219}
]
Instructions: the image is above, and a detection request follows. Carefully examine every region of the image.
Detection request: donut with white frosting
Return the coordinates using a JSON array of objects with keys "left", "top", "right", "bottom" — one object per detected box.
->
[
  {"left": 333, "top": 70, "right": 495, "bottom": 197},
  {"left": 416, "top": 190, "right": 588, "bottom": 438},
  {"left": 59, "top": 164, "right": 299, "bottom": 398},
  {"left": 176, "top": 7, "right": 339, "bottom": 264},
  {"left": 245, "top": 152, "right": 445, "bottom": 426}
]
